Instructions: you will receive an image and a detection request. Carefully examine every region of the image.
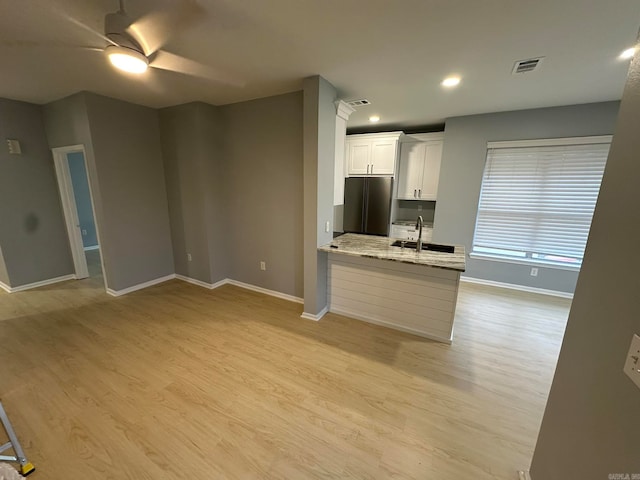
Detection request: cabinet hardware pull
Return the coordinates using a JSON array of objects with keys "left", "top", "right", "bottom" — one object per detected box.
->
[
  {"left": 367, "top": 165, "right": 370, "bottom": 174},
  {"left": 371, "top": 164, "right": 373, "bottom": 174},
  {"left": 414, "top": 189, "right": 417, "bottom": 198},
  {"left": 418, "top": 189, "right": 421, "bottom": 197}
]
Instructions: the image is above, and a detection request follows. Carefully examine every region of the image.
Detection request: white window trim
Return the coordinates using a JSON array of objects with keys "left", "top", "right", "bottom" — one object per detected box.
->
[
  {"left": 487, "top": 135, "right": 612, "bottom": 149},
  {"left": 469, "top": 252, "right": 581, "bottom": 271}
]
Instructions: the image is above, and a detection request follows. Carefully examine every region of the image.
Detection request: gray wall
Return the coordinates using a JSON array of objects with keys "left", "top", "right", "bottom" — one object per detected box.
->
[
  {"left": 0, "top": 98, "right": 74, "bottom": 287},
  {"left": 67, "top": 151, "right": 98, "bottom": 248},
  {"left": 159, "top": 102, "right": 228, "bottom": 284},
  {"left": 44, "top": 92, "right": 105, "bottom": 276},
  {"left": 198, "top": 103, "right": 229, "bottom": 284},
  {"left": 530, "top": 53, "right": 640, "bottom": 479},
  {"left": 222, "top": 92, "right": 304, "bottom": 298},
  {"left": 303, "top": 76, "right": 337, "bottom": 314},
  {"left": 0, "top": 246, "right": 8, "bottom": 285},
  {"left": 83, "top": 93, "right": 174, "bottom": 291},
  {"left": 433, "top": 101, "right": 620, "bottom": 293},
  {"left": 395, "top": 200, "right": 435, "bottom": 223}
]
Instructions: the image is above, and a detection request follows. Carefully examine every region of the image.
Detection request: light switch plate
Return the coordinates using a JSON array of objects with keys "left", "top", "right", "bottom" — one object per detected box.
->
[{"left": 623, "top": 334, "right": 640, "bottom": 390}]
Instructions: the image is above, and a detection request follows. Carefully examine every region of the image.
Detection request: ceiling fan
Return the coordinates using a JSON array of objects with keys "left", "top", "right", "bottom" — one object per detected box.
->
[
  {"left": 4, "top": 0, "right": 244, "bottom": 86},
  {"left": 102, "top": 0, "right": 198, "bottom": 75}
]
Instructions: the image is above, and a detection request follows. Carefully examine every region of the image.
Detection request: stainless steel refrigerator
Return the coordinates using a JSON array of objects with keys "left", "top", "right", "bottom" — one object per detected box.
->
[{"left": 343, "top": 177, "right": 393, "bottom": 236}]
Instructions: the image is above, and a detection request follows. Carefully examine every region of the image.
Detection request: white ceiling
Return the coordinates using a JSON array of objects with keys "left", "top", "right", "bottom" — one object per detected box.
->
[{"left": 0, "top": 0, "right": 638, "bottom": 128}]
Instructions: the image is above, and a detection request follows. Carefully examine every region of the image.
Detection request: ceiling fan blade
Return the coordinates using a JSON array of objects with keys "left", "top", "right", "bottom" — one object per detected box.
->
[
  {"left": 150, "top": 50, "right": 245, "bottom": 87},
  {"left": 58, "top": 11, "right": 118, "bottom": 47},
  {"left": 0, "top": 40, "right": 103, "bottom": 52},
  {"left": 127, "top": 0, "right": 203, "bottom": 56}
]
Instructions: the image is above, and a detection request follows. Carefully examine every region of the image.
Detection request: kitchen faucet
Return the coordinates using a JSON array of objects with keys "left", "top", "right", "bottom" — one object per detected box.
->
[{"left": 416, "top": 215, "right": 423, "bottom": 252}]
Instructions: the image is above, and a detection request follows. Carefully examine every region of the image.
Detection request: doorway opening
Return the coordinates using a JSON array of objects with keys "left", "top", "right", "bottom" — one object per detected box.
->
[{"left": 52, "top": 146, "right": 107, "bottom": 291}]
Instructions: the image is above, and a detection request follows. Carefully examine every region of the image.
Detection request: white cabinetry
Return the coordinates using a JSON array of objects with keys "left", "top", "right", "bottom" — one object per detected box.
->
[
  {"left": 397, "top": 133, "right": 444, "bottom": 200},
  {"left": 346, "top": 132, "right": 403, "bottom": 176},
  {"left": 334, "top": 101, "right": 355, "bottom": 206}
]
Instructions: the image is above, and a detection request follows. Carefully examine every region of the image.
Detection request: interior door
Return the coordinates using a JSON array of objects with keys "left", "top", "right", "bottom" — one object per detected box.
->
[{"left": 53, "top": 149, "right": 89, "bottom": 279}]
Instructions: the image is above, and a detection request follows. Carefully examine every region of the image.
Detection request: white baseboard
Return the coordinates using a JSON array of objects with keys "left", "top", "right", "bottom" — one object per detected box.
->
[
  {"left": 174, "top": 275, "right": 304, "bottom": 305},
  {"left": 460, "top": 276, "right": 573, "bottom": 299},
  {"left": 175, "top": 274, "right": 227, "bottom": 289},
  {"left": 107, "top": 274, "right": 176, "bottom": 297},
  {"left": 0, "top": 280, "right": 11, "bottom": 293},
  {"left": 83, "top": 245, "right": 100, "bottom": 251},
  {"left": 0, "top": 274, "right": 76, "bottom": 293},
  {"left": 226, "top": 279, "right": 303, "bottom": 304},
  {"left": 330, "top": 306, "right": 452, "bottom": 344},
  {"left": 517, "top": 470, "right": 531, "bottom": 480},
  {"left": 301, "top": 306, "right": 328, "bottom": 321}
]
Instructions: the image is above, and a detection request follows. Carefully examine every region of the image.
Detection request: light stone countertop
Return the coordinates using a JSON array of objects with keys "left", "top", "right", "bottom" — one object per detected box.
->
[{"left": 318, "top": 233, "right": 465, "bottom": 272}]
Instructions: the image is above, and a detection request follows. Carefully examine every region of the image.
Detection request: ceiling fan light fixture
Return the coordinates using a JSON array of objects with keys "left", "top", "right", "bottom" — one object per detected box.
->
[
  {"left": 105, "top": 45, "right": 149, "bottom": 74},
  {"left": 619, "top": 47, "right": 637, "bottom": 60},
  {"left": 441, "top": 76, "right": 461, "bottom": 88}
]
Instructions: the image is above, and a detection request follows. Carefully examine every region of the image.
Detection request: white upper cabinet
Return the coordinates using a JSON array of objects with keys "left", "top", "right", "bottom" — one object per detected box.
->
[
  {"left": 346, "top": 132, "right": 403, "bottom": 176},
  {"left": 397, "top": 133, "right": 444, "bottom": 200},
  {"left": 370, "top": 138, "right": 397, "bottom": 174},
  {"left": 421, "top": 141, "right": 443, "bottom": 200},
  {"left": 398, "top": 142, "right": 426, "bottom": 198},
  {"left": 347, "top": 140, "right": 371, "bottom": 175}
]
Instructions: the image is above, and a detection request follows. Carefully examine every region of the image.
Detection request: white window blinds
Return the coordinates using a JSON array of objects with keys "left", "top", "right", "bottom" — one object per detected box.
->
[{"left": 472, "top": 137, "right": 611, "bottom": 268}]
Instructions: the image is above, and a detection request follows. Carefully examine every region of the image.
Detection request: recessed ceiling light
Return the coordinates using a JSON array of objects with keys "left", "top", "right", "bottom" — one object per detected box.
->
[
  {"left": 619, "top": 47, "right": 637, "bottom": 60},
  {"left": 441, "top": 76, "right": 461, "bottom": 88},
  {"left": 369, "top": 115, "right": 380, "bottom": 123},
  {"left": 105, "top": 45, "right": 149, "bottom": 74}
]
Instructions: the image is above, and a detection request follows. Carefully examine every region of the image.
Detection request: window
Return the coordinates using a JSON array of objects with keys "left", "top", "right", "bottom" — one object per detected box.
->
[{"left": 471, "top": 136, "right": 611, "bottom": 269}]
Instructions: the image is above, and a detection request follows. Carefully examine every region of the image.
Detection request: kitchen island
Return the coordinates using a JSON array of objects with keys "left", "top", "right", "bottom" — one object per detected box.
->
[{"left": 318, "top": 233, "right": 465, "bottom": 343}]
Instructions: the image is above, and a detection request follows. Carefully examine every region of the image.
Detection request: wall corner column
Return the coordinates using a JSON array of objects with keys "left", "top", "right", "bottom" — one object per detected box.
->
[{"left": 302, "top": 75, "right": 337, "bottom": 318}]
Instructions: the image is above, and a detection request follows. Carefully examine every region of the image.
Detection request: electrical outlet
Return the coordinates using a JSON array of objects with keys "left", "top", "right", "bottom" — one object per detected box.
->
[
  {"left": 82, "top": 229, "right": 87, "bottom": 236},
  {"left": 325, "top": 221, "right": 330, "bottom": 233},
  {"left": 624, "top": 334, "right": 640, "bottom": 390},
  {"left": 417, "top": 205, "right": 422, "bottom": 211},
  {"left": 530, "top": 267, "right": 538, "bottom": 277},
  {"left": 187, "top": 253, "right": 192, "bottom": 262},
  {"left": 260, "top": 261, "right": 266, "bottom": 271}
]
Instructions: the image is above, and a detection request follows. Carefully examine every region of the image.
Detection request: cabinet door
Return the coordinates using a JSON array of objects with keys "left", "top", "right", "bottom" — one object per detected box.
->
[
  {"left": 419, "top": 142, "right": 443, "bottom": 200},
  {"left": 347, "top": 141, "right": 370, "bottom": 175},
  {"left": 370, "top": 138, "right": 397, "bottom": 175},
  {"left": 397, "top": 143, "right": 425, "bottom": 199}
]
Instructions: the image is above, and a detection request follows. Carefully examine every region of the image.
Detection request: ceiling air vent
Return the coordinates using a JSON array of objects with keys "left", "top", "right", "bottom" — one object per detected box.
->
[
  {"left": 512, "top": 57, "right": 544, "bottom": 74},
  {"left": 346, "top": 99, "right": 371, "bottom": 107}
]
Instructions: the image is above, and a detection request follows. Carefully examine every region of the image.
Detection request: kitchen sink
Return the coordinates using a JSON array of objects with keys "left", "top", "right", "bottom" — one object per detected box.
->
[{"left": 390, "top": 240, "right": 455, "bottom": 253}]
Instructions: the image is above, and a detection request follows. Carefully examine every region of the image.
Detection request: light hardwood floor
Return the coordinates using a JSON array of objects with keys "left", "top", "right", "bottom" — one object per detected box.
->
[{"left": 0, "top": 272, "right": 570, "bottom": 479}]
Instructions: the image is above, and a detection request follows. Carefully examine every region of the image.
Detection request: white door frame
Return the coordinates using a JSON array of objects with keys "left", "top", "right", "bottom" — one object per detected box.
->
[{"left": 52, "top": 145, "right": 106, "bottom": 289}]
